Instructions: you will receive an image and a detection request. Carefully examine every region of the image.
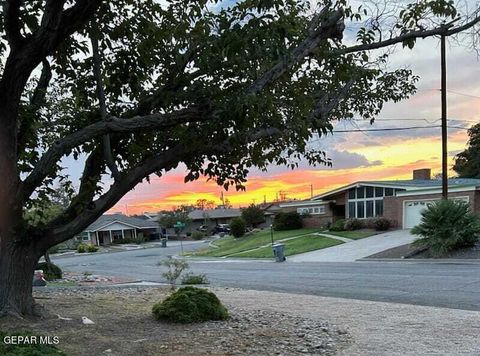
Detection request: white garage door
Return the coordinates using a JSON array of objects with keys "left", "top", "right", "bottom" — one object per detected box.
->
[{"left": 404, "top": 200, "right": 434, "bottom": 229}]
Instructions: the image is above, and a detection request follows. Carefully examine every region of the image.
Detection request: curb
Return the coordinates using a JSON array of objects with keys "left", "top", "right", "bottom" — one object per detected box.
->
[{"left": 358, "top": 258, "right": 480, "bottom": 264}]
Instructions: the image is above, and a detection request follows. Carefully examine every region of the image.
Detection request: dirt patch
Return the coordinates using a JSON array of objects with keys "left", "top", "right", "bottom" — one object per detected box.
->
[
  {"left": 0, "top": 287, "right": 349, "bottom": 355},
  {"left": 366, "top": 241, "right": 480, "bottom": 259}
]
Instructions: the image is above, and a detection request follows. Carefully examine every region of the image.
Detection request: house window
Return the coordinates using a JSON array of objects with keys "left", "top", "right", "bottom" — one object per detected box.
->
[
  {"left": 297, "top": 206, "right": 325, "bottom": 215},
  {"left": 357, "top": 187, "right": 365, "bottom": 199},
  {"left": 348, "top": 202, "right": 355, "bottom": 218},
  {"left": 375, "top": 187, "right": 384, "bottom": 197},
  {"left": 357, "top": 201, "right": 365, "bottom": 218},
  {"left": 348, "top": 185, "right": 387, "bottom": 218},
  {"left": 111, "top": 230, "right": 123, "bottom": 241},
  {"left": 348, "top": 189, "right": 356, "bottom": 199},
  {"left": 385, "top": 188, "right": 394, "bottom": 196},
  {"left": 366, "top": 201, "right": 374, "bottom": 218},
  {"left": 366, "top": 187, "right": 374, "bottom": 198},
  {"left": 375, "top": 200, "right": 384, "bottom": 216}
]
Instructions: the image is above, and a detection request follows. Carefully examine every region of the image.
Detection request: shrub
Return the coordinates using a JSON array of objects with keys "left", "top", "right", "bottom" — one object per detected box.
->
[
  {"left": 0, "top": 331, "right": 66, "bottom": 356},
  {"left": 344, "top": 218, "right": 364, "bottom": 231},
  {"left": 159, "top": 258, "right": 190, "bottom": 290},
  {"left": 230, "top": 218, "right": 246, "bottom": 238},
  {"left": 86, "top": 244, "right": 99, "bottom": 253},
  {"left": 273, "top": 212, "right": 303, "bottom": 231},
  {"left": 152, "top": 287, "right": 228, "bottom": 323},
  {"left": 181, "top": 273, "right": 209, "bottom": 285},
  {"left": 191, "top": 231, "right": 205, "bottom": 240},
  {"left": 329, "top": 219, "right": 346, "bottom": 231},
  {"left": 36, "top": 262, "right": 62, "bottom": 281},
  {"left": 77, "top": 244, "right": 86, "bottom": 253},
  {"left": 412, "top": 199, "right": 480, "bottom": 257},
  {"left": 372, "top": 217, "right": 391, "bottom": 231}
]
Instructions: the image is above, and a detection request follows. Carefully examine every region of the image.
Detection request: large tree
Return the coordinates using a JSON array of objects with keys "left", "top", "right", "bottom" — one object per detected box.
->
[{"left": 0, "top": 0, "right": 479, "bottom": 316}]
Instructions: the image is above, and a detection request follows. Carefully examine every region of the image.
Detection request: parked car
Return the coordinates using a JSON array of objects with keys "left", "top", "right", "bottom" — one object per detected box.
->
[
  {"left": 197, "top": 225, "right": 208, "bottom": 232},
  {"left": 213, "top": 224, "right": 231, "bottom": 234}
]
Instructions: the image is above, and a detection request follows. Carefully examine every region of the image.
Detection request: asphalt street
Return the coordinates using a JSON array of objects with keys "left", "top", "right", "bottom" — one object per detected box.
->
[{"left": 53, "top": 241, "right": 480, "bottom": 311}]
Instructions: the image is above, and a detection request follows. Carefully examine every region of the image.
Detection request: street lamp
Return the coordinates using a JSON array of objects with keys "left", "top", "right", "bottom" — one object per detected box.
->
[{"left": 270, "top": 224, "right": 274, "bottom": 246}]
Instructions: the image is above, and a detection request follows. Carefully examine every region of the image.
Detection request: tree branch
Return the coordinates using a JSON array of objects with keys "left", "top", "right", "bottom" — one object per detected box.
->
[
  {"left": 44, "top": 144, "right": 105, "bottom": 230},
  {"left": 3, "top": 0, "right": 25, "bottom": 49},
  {"left": 248, "top": 8, "right": 345, "bottom": 95},
  {"left": 90, "top": 23, "right": 120, "bottom": 181},
  {"left": 42, "top": 143, "right": 187, "bottom": 247},
  {"left": 30, "top": 59, "right": 52, "bottom": 108},
  {"left": 17, "top": 107, "right": 209, "bottom": 203},
  {"left": 331, "top": 13, "right": 480, "bottom": 56}
]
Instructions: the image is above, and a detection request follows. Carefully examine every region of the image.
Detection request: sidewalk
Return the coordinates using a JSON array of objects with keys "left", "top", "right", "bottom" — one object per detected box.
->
[{"left": 288, "top": 229, "right": 416, "bottom": 262}]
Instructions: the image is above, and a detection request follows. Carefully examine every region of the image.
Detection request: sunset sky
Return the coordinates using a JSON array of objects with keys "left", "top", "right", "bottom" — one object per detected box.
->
[{"left": 69, "top": 5, "right": 480, "bottom": 215}]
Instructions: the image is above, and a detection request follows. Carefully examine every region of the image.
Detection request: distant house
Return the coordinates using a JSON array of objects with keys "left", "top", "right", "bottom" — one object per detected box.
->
[
  {"left": 277, "top": 169, "right": 480, "bottom": 229},
  {"left": 187, "top": 208, "right": 242, "bottom": 232},
  {"left": 77, "top": 214, "right": 159, "bottom": 246}
]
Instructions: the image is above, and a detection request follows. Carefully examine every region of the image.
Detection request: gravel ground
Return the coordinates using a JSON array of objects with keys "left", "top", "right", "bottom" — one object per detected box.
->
[
  {"left": 2, "top": 286, "right": 479, "bottom": 355},
  {"left": 216, "top": 289, "right": 480, "bottom": 355},
  {"left": 1, "top": 287, "right": 349, "bottom": 355}
]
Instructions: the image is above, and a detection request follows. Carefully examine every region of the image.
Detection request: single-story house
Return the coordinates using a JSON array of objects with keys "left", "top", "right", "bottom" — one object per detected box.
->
[
  {"left": 279, "top": 169, "right": 480, "bottom": 229},
  {"left": 77, "top": 214, "right": 159, "bottom": 245},
  {"left": 187, "top": 208, "right": 242, "bottom": 232}
]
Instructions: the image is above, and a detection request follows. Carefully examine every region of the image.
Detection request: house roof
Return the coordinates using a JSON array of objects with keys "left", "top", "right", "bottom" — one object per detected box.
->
[
  {"left": 85, "top": 214, "right": 158, "bottom": 232},
  {"left": 313, "top": 178, "right": 480, "bottom": 200},
  {"left": 188, "top": 208, "right": 242, "bottom": 220}
]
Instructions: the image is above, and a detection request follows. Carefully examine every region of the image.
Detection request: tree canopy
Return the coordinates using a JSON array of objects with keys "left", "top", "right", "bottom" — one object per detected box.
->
[{"left": 453, "top": 123, "right": 480, "bottom": 178}]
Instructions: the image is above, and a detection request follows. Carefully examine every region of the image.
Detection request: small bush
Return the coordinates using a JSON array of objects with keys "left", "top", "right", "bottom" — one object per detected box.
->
[
  {"left": 152, "top": 287, "right": 228, "bottom": 323},
  {"left": 77, "top": 244, "right": 86, "bottom": 253},
  {"left": 191, "top": 231, "right": 205, "bottom": 240},
  {"left": 329, "top": 219, "right": 346, "bottom": 231},
  {"left": 344, "top": 218, "right": 364, "bottom": 231},
  {"left": 372, "top": 217, "right": 391, "bottom": 231},
  {"left": 273, "top": 212, "right": 303, "bottom": 231},
  {"left": 159, "top": 258, "right": 190, "bottom": 290},
  {"left": 412, "top": 199, "right": 480, "bottom": 257},
  {"left": 182, "top": 273, "right": 209, "bottom": 285},
  {"left": 230, "top": 218, "right": 246, "bottom": 238},
  {"left": 86, "top": 244, "right": 99, "bottom": 253},
  {"left": 36, "top": 262, "right": 62, "bottom": 281},
  {"left": 0, "top": 331, "right": 66, "bottom": 356}
]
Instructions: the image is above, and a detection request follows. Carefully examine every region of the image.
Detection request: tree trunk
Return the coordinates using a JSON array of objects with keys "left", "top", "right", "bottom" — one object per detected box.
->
[{"left": 0, "top": 238, "right": 40, "bottom": 316}]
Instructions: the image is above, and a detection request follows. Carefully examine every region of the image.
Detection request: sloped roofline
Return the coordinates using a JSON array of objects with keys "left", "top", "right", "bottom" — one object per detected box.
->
[
  {"left": 86, "top": 219, "right": 156, "bottom": 232},
  {"left": 311, "top": 181, "right": 419, "bottom": 201}
]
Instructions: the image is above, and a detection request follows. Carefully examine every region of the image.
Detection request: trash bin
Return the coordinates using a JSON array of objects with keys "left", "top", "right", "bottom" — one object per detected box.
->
[
  {"left": 272, "top": 243, "right": 286, "bottom": 262},
  {"left": 32, "top": 270, "right": 47, "bottom": 287},
  {"left": 161, "top": 238, "right": 167, "bottom": 248}
]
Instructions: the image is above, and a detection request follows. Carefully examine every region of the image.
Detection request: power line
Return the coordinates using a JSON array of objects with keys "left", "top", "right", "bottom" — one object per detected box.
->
[
  {"left": 332, "top": 125, "right": 468, "bottom": 133},
  {"left": 417, "top": 88, "right": 480, "bottom": 99}
]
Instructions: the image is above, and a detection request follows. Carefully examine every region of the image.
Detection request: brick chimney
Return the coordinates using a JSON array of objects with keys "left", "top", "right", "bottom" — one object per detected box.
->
[{"left": 413, "top": 168, "right": 431, "bottom": 180}]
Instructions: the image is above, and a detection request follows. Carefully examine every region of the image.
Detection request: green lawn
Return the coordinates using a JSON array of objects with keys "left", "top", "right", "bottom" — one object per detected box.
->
[
  {"left": 324, "top": 229, "right": 376, "bottom": 240},
  {"left": 193, "top": 228, "right": 320, "bottom": 257},
  {"left": 232, "top": 235, "right": 343, "bottom": 258}
]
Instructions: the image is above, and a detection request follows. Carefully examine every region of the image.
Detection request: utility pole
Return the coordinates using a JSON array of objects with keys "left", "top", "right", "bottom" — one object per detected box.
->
[
  {"left": 310, "top": 184, "right": 314, "bottom": 199},
  {"left": 441, "top": 34, "right": 448, "bottom": 199}
]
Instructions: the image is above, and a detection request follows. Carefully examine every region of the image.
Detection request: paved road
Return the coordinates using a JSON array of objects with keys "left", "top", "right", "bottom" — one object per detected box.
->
[
  {"left": 53, "top": 243, "right": 480, "bottom": 311},
  {"left": 289, "top": 229, "right": 417, "bottom": 262}
]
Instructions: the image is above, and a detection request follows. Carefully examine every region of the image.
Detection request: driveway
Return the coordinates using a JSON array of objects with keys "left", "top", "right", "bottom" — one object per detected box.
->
[{"left": 288, "top": 229, "right": 416, "bottom": 262}]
